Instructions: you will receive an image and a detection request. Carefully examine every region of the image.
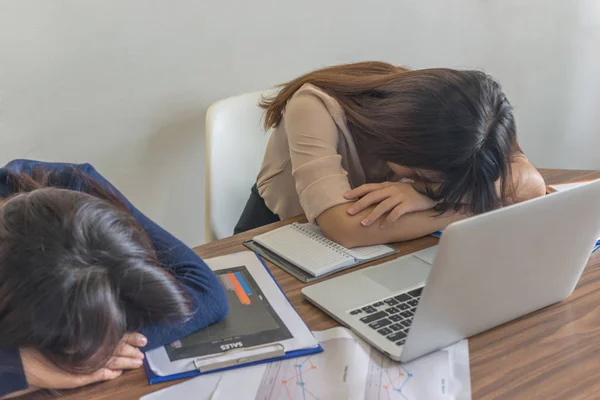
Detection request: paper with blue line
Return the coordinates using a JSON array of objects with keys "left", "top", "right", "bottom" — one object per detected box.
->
[
  {"left": 143, "top": 327, "right": 471, "bottom": 400},
  {"left": 255, "top": 327, "right": 470, "bottom": 400}
]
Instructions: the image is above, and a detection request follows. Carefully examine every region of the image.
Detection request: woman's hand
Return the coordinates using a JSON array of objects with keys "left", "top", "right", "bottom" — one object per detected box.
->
[
  {"left": 20, "top": 333, "right": 147, "bottom": 391},
  {"left": 344, "top": 182, "right": 438, "bottom": 228}
]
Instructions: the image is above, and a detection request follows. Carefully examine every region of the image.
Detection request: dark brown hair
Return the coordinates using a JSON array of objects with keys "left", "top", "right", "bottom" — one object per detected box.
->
[
  {"left": 261, "top": 61, "right": 521, "bottom": 214},
  {"left": 0, "top": 168, "right": 192, "bottom": 373}
]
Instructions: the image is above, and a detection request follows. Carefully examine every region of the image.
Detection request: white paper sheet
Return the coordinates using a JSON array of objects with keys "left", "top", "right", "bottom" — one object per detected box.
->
[
  {"left": 140, "top": 364, "right": 267, "bottom": 400},
  {"left": 548, "top": 180, "right": 598, "bottom": 192},
  {"left": 142, "top": 327, "right": 471, "bottom": 400},
  {"left": 549, "top": 180, "right": 600, "bottom": 244}
]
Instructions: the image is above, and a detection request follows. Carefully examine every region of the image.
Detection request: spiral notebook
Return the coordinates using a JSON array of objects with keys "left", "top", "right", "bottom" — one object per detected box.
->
[{"left": 244, "top": 223, "right": 398, "bottom": 282}]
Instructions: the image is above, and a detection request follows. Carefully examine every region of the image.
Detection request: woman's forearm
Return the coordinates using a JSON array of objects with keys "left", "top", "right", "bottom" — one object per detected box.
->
[{"left": 317, "top": 202, "right": 465, "bottom": 248}]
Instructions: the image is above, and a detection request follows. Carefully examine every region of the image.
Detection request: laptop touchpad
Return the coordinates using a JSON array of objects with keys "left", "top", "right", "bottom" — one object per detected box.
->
[
  {"left": 363, "top": 256, "right": 431, "bottom": 292},
  {"left": 414, "top": 245, "right": 438, "bottom": 265}
]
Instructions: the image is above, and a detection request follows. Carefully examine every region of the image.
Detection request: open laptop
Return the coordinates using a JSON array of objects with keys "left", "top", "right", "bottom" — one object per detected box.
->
[{"left": 302, "top": 179, "right": 600, "bottom": 362}]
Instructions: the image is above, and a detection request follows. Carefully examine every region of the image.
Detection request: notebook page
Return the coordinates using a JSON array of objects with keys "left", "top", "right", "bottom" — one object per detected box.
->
[
  {"left": 345, "top": 244, "right": 396, "bottom": 260},
  {"left": 253, "top": 225, "right": 354, "bottom": 276},
  {"left": 295, "top": 222, "right": 325, "bottom": 236},
  {"left": 295, "top": 223, "right": 396, "bottom": 260}
]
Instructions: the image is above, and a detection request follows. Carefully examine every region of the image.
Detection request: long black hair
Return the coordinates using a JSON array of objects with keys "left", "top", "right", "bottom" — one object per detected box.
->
[{"left": 0, "top": 168, "right": 192, "bottom": 373}]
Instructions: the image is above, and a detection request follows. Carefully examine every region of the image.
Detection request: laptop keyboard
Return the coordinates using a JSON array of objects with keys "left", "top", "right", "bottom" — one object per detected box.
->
[{"left": 348, "top": 287, "right": 422, "bottom": 346}]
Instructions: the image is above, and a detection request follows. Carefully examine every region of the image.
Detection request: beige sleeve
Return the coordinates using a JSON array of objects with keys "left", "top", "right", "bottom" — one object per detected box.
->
[{"left": 283, "top": 92, "right": 352, "bottom": 223}]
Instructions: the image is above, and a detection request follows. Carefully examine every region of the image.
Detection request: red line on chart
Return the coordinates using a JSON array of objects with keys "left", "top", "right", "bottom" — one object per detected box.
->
[
  {"left": 286, "top": 368, "right": 301, "bottom": 383},
  {"left": 285, "top": 374, "right": 298, "bottom": 383},
  {"left": 300, "top": 356, "right": 312, "bottom": 365},
  {"left": 391, "top": 371, "right": 406, "bottom": 385}
]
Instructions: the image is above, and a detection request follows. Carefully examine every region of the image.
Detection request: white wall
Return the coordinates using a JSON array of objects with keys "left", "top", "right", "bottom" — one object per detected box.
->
[{"left": 1, "top": 0, "right": 598, "bottom": 245}]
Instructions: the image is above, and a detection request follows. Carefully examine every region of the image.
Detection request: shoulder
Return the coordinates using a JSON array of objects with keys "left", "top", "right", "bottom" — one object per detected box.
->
[
  {"left": 3, "top": 159, "right": 96, "bottom": 175},
  {"left": 284, "top": 88, "right": 330, "bottom": 119},
  {"left": 510, "top": 156, "right": 546, "bottom": 202},
  {"left": 282, "top": 87, "right": 342, "bottom": 144},
  {"left": 0, "top": 347, "right": 28, "bottom": 397},
  {"left": 284, "top": 84, "right": 344, "bottom": 122},
  {"left": 1, "top": 159, "right": 115, "bottom": 194}
]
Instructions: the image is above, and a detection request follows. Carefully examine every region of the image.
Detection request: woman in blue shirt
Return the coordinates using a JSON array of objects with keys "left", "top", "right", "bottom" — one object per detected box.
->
[{"left": 0, "top": 160, "right": 228, "bottom": 398}]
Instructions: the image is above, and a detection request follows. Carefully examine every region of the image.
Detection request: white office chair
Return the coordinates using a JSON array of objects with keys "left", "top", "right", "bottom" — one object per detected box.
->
[{"left": 205, "top": 89, "right": 279, "bottom": 241}]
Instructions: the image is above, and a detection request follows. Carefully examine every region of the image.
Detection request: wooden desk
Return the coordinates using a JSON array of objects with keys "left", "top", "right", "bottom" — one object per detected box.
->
[{"left": 24, "top": 169, "right": 600, "bottom": 400}]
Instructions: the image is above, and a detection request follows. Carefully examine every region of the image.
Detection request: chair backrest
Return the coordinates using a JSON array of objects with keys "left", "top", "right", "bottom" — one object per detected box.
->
[{"left": 205, "top": 89, "right": 277, "bottom": 241}]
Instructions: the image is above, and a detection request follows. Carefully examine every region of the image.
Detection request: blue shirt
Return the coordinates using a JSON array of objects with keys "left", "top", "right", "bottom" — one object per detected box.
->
[{"left": 0, "top": 160, "right": 228, "bottom": 397}]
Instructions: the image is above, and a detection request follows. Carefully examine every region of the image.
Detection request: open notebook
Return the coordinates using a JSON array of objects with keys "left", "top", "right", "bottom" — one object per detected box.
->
[{"left": 244, "top": 223, "right": 398, "bottom": 282}]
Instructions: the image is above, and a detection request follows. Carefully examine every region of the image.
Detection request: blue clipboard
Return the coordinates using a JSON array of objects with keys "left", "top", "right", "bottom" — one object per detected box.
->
[{"left": 143, "top": 253, "right": 324, "bottom": 385}]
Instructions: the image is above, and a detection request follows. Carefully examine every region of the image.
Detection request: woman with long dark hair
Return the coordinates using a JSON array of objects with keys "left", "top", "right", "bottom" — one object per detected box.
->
[
  {"left": 235, "top": 62, "right": 546, "bottom": 246},
  {"left": 0, "top": 160, "right": 227, "bottom": 398}
]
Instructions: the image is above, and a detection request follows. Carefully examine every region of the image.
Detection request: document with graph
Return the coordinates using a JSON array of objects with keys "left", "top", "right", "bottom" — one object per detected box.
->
[
  {"left": 143, "top": 251, "right": 321, "bottom": 382},
  {"left": 143, "top": 327, "right": 471, "bottom": 400},
  {"left": 254, "top": 328, "right": 471, "bottom": 400}
]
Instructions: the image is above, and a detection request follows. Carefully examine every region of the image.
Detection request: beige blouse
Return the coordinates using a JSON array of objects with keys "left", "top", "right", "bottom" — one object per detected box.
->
[{"left": 256, "top": 84, "right": 395, "bottom": 223}]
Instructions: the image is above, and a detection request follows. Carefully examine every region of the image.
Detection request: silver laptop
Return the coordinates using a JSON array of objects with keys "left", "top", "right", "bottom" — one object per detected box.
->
[{"left": 302, "top": 179, "right": 600, "bottom": 362}]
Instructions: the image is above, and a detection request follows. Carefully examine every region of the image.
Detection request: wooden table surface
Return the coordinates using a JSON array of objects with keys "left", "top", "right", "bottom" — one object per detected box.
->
[{"left": 21, "top": 169, "right": 600, "bottom": 400}]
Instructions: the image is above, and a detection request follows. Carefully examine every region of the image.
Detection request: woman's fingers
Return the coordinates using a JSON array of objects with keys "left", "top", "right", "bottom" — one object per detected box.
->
[
  {"left": 344, "top": 183, "right": 386, "bottom": 200},
  {"left": 381, "top": 203, "right": 413, "bottom": 228},
  {"left": 361, "top": 196, "right": 403, "bottom": 226},
  {"left": 74, "top": 368, "right": 123, "bottom": 387},
  {"left": 114, "top": 342, "right": 144, "bottom": 360},
  {"left": 123, "top": 333, "right": 147, "bottom": 348},
  {"left": 348, "top": 188, "right": 393, "bottom": 215},
  {"left": 105, "top": 356, "right": 144, "bottom": 371},
  {"left": 94, "top": 368, "right": 124, "bottom": 382},
  {"left": 346, "top": 182, "right": 437, "bottom": 227},
  {"left": 20, "top": 347, "right": 127, "bottom": 391}
]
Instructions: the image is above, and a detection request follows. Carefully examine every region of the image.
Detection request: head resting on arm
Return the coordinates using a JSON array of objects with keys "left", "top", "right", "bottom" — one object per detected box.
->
[
  {"left": 262, "top": 62, "right": 522, "bottom": 214},
  {"left": 0, "top": 169, "right": 192, "bottom": 374}
]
